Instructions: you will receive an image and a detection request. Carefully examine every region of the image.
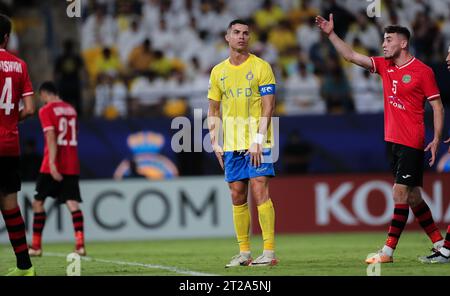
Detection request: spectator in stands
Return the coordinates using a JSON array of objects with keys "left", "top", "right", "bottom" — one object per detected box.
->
[
  {"left": 284, "top": 62, "right": 324, "bottom": 115},
  {"left": 288, "top": 0, "right": 319, "bottom": 28},
  {"left": 309, "top": 33, "right": 338, "bottom": 75},
  {"left": 95, "top": 73, "right": 128, "bottom": 119},
  {"left": 150, "top": 50, "right": 173, "bottom": 78},
  {"left": 142, "top": 0, "right": 161, "bottom": 33},
  {"left": 194, "top": 1, "right": 216, "bottom": 34},
  {"left": 322, "top": 0, "right": 355, "bottom": 38},
  {"left": 96, "top": 47, "right": 122, "bottom": 79},
  {"left": 129, "top": 71, "right": 164, "bottom": 117},
  {"left": 253, "top": 0, "right": 285, "bottom": 31},
  {"left": 350, "top": 64, "right": 383, "bottom": 113},
  {"left": 320, "top": 60, "right": 354, "bottom": 114},
  {"left": 176, "top": 17, "right": 202, "bottom": 62},
  {"left": 228, "top": 0, "right": 263, "bottom": 19},
  {"left": 209, "top": 0, "right": 235, "bottom": 36},
  {"left": 345, "top": 11, "right": 381, "bottom": 52},
  {"left": 268, "top": 20, "right": 297, "bottom": 53},
  {"left": 163, "top": 69, "right": 188, "bottom": 118},
  {"left": 150, "top": 18, "right": 175, "bottom": 57},
  {"left": 117, "top": 18, "right": 146, "bottom": 66},
  {"left": 296, "top": 17, "right": 320, "bottom": 56},
  {"left": 81, "top": 4, "right": 117, "bottom": 50},
  {"left": 412, "top": 12, "right": 440, "bottom": 63},
  {"left": 55, "top": 39, "right": 84, "bottom": 115},
  {"left": 128, "top": 39, "right": 154, "bottom": 74},
  {"left": 251, "top": 31, "right": 278, "bottom": 65},
  {"left": 186, "top": 57, "right": 209, "bottom": 116},
  {"left": 376, "top": 1, "right": 411, "bottom": 33}
]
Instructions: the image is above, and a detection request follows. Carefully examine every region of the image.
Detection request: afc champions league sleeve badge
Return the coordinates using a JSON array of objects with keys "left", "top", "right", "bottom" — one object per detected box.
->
[{"left": 246, "top": 71, "right": 254, "bottom": 81}]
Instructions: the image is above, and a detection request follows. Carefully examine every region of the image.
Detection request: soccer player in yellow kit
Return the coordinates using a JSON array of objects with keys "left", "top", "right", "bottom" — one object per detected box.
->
[{"left": 207, "top": 19, "right": 278, "bottom": 267}]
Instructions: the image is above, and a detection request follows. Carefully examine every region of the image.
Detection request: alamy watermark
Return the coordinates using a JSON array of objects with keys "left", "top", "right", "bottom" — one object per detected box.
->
[
  {"left": 366, "top": 253, "right": 381, "bottom": 276},
  {"left": 66, "top": 0, "right": 81, "bottom": 18},
  {"left": 367, "top": 0, "right": 381, "bottom": 18},
  {"left": 170, "top": 109, "right": 280, "bottom": 163},
  {"left": 66, "top": 253, "right": 81, "bottom": 276}
]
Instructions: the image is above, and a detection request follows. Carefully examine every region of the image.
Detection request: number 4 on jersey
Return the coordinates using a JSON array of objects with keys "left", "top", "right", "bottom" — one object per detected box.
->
[{"left": 0, "top": 77, "right": 14, "bottom": 115}]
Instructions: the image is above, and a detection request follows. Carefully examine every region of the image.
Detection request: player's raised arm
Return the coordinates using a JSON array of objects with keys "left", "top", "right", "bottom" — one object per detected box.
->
[
  {"left": 315, "top": 13, "right": 373, "bottom": 70},
  {"left": 207, "top": 99, "right": 224, "bottom": 170}
]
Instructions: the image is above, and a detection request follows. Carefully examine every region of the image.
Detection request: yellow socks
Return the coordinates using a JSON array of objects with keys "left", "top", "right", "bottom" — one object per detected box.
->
[
  {"left": 233, "top": 199, "right": 276, "bottom": 252},
  {"left": 232, "top": 203, "right": 251, "bottom": 252},
  {"left": 257, "top": 199, "right": 275, "bottom": 251}
]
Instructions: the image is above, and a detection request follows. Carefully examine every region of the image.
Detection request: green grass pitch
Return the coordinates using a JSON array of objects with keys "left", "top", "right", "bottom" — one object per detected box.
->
[{"left": 1, "top": 232, "right": 448, "bottom": 276}]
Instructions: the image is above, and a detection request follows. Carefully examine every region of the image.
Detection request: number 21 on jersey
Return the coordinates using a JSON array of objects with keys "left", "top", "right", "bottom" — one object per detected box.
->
[{"left": 57, "top": 117, "right": 77, "bottom": 146}]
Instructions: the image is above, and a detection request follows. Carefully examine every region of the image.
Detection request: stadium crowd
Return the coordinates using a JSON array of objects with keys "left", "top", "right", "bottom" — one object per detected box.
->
[{"left": 75, "top": 0, "right": 450, "bottom": 119}]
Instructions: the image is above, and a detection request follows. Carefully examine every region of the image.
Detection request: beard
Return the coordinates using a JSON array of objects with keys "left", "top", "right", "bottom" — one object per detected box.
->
[{"left": 384, "top": 49, "right": 401, "bottom": 60}]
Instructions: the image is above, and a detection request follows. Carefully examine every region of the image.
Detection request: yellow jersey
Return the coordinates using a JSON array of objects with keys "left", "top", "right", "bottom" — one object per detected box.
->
[{"left": 208, "top": 54, "right": 276, "bottom": 152}]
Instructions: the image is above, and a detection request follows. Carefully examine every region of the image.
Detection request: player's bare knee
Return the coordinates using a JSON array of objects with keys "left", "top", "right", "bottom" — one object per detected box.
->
[
  {"left": 32, "top": 200, "right": 44, "bottom": 212},
  {"left": 230, "top": 189, "right": 246, "bottom": 205},
  {"left": 0, "top": 193, "right": 19, "bottom": 210},
  {"left": 392, "top": 184, "right": 409, "bottom": 203},
  {"left": 407, "top": 187, "right": 423, "bottom": 207},
  {"left": 66, "top": 200, "right": 80, "bottom": 212},
  {"left": 250, "top": 178, "right": 269, "bottom": 203}
]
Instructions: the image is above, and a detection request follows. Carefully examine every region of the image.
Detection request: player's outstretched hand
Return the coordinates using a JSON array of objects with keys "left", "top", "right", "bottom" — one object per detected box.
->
[
  {"left": 315, "top": 13, "right": 334, "bottom": 35},
  {"left": 50, "top": 163, "right": 63, "bottom": 182},
  {"left": 213, "top": 144, "right": 224, "bottom": 170},
  {"left": 425, "top": 139, "right": 440, "bottom": 167}
]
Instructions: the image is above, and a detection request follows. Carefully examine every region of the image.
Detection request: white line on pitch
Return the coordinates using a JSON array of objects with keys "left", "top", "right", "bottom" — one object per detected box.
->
[{"left": 45, "top": 252, "right": 218, "bottom": 276}]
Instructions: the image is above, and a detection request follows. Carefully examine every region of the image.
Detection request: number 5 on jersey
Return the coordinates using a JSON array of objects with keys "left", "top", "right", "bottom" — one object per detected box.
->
[{"left": 392, "top": 80, "right": 398, "bottom": 94}]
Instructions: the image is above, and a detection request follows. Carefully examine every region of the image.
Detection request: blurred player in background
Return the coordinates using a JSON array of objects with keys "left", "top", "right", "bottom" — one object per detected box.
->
[
  {"left": 208, "top": 19, "right": 278, "bottom": 267},
  {"left": 316, "top": 14, "right": 445, "bottom": 264},
  {"left": 0, "top": 13, "right": 36, "bottom": 276},
  {"left": 419, "top": 46, "right": 450, "bottom": 264},
  {"left": 28, "top": 81, "right": 86, "bottom": 257}
]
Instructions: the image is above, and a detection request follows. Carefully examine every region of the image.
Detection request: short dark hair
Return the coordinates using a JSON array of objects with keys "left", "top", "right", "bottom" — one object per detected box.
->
[
  {"left": 0, "top": 13, "right": 11, "bottom": 44},
  {"left": 227, "top": 19, "right": 249, "bottom": 30},
  {"left": 384, "top": 25, "right": 411, "bottom": 41},
  {"left": 39, "top": 81, "right": 58, "bottom": 95}
]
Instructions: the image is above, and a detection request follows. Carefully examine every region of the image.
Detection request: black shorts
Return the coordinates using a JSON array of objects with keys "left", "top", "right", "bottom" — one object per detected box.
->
[
  {"left": 0, "top": 156, "right": 21, "bottom": 195},
  {"left": 388, "top": 142, "right": 424, "bottom": 187},
  {"left": 35, "top": 173, "right": 82, "bottom": 204}
]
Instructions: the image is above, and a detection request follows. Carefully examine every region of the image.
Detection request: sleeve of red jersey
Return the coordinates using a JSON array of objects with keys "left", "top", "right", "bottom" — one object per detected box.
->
[
  {"left": 38, "top": 107, "right": 55, "bottom": 132},
  {"left": 422, "top": 67, "right": 440, "bottom": 101},
  {"left": 21, "top": 61, "right": 34, "bottom": 98},
  {"left": 369, "top": 56, "right": 385, "bottom": 75}
]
